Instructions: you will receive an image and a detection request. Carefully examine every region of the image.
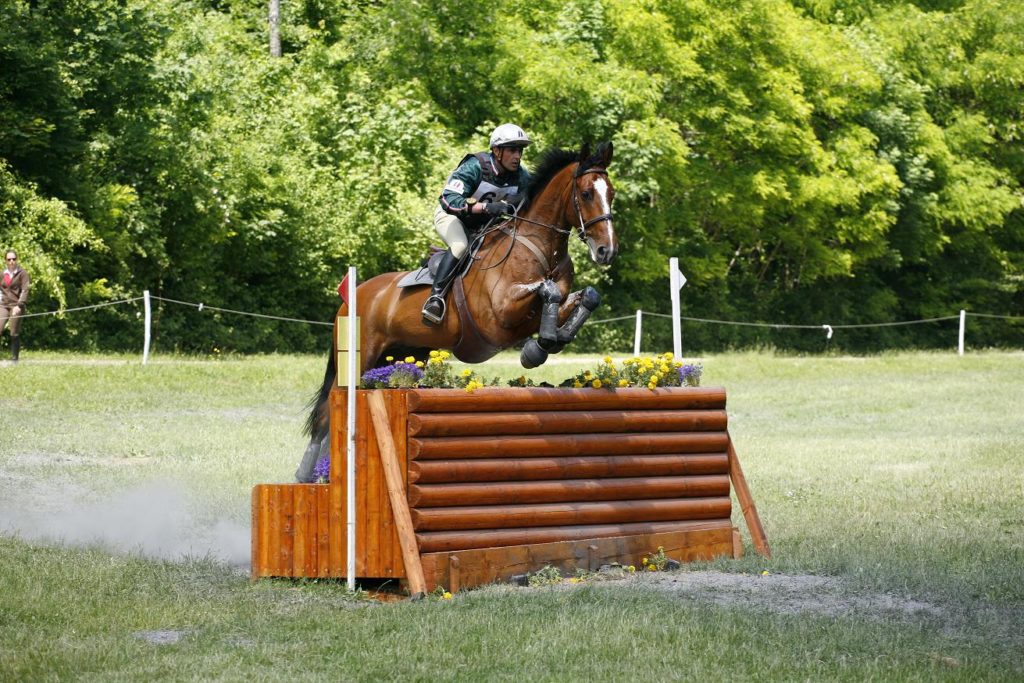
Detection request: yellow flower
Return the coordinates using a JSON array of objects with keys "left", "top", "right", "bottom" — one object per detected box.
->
[
  {"left": 404, "top": 356, "right": 415, "bottom": 363},
  {"left": 415, "top": 361, "right": 424, "bottom": 368},
  {"left": 761, "top": 570, "right": 770, "bottom": 576},
  {"left": 603, "top": 356, "right": 613, "bottom": 364},
  {"left": 662, "top": 352, "right": 673, "bottom": 360},
  {"left": 647, "top": 564, "right": 657, "bottom": 572},
  {"left": 573, "top": 381, "right": 583, "bottom": 388},
  {"left": 442, "top": 591, "right": 453, "bottom": 599},
  {"left": 591, "top": 379, "right": 602, "bottom": 389},
  {"left": 583, "top": 370, "right": 592, "bottom": 379},
  {"left": 461, "top": 369, "right": 472, "bottom": 377},
  {"left": 569, "top": 577, "right": 580, "bottom": 584},
  {"left": 385, "top": 356, "right": 394, "bottom": 362},
  {"left": 429, "top": 350, "right": 439, "bottom": 358},
  {"left": 439, "top": 351, "right": 451, "bottom": 360},
  {"left": 641, "top": 557, "right": 648, "bottom": 565},
  {"left": 618, "top": 379, "right": 629, "bottom": 387},
  {"left": 627, "top": 565, "right": 636, "bottom": 572}
]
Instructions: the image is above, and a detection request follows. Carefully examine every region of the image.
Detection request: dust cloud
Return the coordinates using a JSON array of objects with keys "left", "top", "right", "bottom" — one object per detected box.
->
[{"left": 0, "top": 480, "right": 250, "bottom": 569}]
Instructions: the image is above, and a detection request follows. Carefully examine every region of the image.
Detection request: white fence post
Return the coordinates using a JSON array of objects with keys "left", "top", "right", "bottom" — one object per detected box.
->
[
  {"left": 346, "top": 267, "right": 358, "bottom": 591},
  {"left": 669, "top": 258, "right": 687, "bottom": 359},
  {"left": 633, "top": 310, "right": 642, "bottom": 356},
  {"left": 142, "top": 290, "right": 151, "bottom": 365},
  {"left": 958, "top": 309, "right": 966, "bottom": 356}
]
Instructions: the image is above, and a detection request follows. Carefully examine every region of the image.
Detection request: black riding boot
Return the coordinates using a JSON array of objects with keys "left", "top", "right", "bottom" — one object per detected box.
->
[
  {"left": 422, "top": 250, "right": 459, "bottom": 325},
  {"left": 10, "top": 336, "right": 19, "bottom": 363}
]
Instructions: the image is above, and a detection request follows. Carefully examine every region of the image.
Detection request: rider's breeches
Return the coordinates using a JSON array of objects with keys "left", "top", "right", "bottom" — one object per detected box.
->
[
  {"left": 434, "top": 206, "right": 470, "bottom": 259},
  {"left": 0, "top": 305, "right": 22, "bottom": 337}
]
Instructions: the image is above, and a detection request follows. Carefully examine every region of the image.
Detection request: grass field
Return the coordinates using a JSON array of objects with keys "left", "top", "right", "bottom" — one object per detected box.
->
[{"left": 1, "top": 350, "right": 1022, "bottom": 681}]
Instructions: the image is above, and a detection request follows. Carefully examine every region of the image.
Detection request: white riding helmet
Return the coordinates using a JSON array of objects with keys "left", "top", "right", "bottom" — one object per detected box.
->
[{"left": 489, "top": 123, "right": 532, "bottom": 149}]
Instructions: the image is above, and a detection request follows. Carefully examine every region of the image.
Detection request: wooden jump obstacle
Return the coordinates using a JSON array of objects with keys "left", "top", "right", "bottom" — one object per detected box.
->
[{"left": 252, "top": 386, "right": 768, "bottom": 593}]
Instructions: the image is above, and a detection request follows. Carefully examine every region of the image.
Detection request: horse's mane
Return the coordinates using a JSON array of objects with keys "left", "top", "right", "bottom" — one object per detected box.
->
[{"left": 527, "top": 148, "right": 579, "bottom": 200}]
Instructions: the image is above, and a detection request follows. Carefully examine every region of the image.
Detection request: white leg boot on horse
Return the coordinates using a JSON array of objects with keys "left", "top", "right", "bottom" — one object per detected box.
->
[{"left": 421, "top": 249, "right": 460, "bottom": 325}]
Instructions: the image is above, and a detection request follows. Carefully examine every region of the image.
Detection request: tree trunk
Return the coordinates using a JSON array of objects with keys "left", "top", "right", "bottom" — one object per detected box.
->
[{"left": 268, "top": 0, "right": 281, "bottom": 57}]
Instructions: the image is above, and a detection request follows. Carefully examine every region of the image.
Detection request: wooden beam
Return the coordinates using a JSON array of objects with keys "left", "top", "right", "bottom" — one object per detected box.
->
[
  {"left": 727, "top": 435, "right": 771, "bottom": 558},
  {"left": 368, "top": 391, "right": 427, "bottom": 597}
]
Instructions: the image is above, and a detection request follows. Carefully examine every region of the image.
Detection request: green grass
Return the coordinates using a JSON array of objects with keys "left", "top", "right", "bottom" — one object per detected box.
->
[{"left": 2, "top": 350, "right": 1022, "bottom": 680}]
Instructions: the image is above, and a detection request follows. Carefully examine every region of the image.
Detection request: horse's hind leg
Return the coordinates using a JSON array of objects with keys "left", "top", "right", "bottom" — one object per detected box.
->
[{"left": 295, "top": 429, "right": 329, "bottom": 483}]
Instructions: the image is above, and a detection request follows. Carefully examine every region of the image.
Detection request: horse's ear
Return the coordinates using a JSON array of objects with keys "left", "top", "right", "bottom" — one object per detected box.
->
[
  {"left": 578, "top": 143, "right": 591, "bottom": 163},
  {"left": 597, "top": 141, "right": 613, "bottom": 168}
]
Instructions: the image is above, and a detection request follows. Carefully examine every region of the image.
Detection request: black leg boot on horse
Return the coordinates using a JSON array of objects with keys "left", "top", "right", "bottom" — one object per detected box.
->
[
  {"left": 421, "top": 249, "right": 460, "bottom": 325},
  {"left": 521, "top": 282, "right": 601, "bottom": 369},
  {"left": 10, "top": 336, "right": 19, "bottom": 364}
]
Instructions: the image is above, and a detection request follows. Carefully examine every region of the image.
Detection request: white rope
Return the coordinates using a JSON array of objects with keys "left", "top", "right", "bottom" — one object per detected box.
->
[
  {"left": 597, "top": 311, "right": 963, "bottom": 330},
  {"left": 15, "top": 297, "right": 145, "bottom": 318},
  {"left": 150, "top": 295, "right": 333, "bottom": 326}
]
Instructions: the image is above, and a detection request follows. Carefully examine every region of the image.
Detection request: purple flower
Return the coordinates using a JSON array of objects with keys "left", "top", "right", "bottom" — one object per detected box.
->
[
  {"left": 313, "top": 455, "right": 330, "bottom": 483},
  {"left": 361, "top": 361, "right": 424, "bottom": 388},
  {"left": 678, "top": 363, "right": 703, "bottom": 387}
]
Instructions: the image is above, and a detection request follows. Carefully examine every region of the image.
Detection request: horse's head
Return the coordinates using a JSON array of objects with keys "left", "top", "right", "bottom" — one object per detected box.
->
[{"left": 573, "top": 142, "right": 618, "bottom": 265}]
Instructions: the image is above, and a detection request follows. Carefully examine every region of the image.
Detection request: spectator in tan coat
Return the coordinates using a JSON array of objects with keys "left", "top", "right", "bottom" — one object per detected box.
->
[{"left": 1, "top": 249, "right": 30, "bottom": 363}]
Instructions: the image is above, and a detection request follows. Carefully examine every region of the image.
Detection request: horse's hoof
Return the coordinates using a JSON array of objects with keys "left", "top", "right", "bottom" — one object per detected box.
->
[{"left": 520, "top": 339, "right": 549, "bottom": 369}]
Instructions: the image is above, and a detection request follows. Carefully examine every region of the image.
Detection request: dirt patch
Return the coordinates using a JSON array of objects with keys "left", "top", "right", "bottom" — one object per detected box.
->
[
  {"left": 634, "top": 570, "right": 944, "bottom": 619},
  {"left": 134, "top": 630, "right": 190, "bottom": 645}
]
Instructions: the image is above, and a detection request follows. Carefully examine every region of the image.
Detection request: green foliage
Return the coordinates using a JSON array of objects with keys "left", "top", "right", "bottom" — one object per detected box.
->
[{"left": 0, "top": 0, "right": 1021, "bottom": 352}]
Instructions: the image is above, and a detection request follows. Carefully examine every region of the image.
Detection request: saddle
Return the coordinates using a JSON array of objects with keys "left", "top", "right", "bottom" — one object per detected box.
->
[{"left": 396, "top": 239, "right": 501, "bottom": 363}]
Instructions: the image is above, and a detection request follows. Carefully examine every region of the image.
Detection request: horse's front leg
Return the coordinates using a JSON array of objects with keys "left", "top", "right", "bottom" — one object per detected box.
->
[{"left": 520, "top": 280, "right": 601, "bottom": 369}]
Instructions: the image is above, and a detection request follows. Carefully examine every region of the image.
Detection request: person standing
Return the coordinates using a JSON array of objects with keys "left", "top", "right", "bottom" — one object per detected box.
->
[
  {"left": 421, "top": 123, "right": 533, "bottom": 325},
  {"left": 1, "top": 249, "right": 30, "bottom": 363}
]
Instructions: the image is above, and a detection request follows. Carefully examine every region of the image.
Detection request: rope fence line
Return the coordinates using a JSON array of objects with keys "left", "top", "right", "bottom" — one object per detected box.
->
[
  {"left": 17, "top": 297, "right": 146, "bottom": 319},
  {"left": 150, "top": 295, "right": 334, "bottom": 327},
  {"left": 8, "top": 287, "right": 1022, "bottom": 362}
]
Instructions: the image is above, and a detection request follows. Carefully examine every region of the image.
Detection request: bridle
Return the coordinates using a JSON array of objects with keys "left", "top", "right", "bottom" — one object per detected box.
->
[
  {"left": 476, "top": 162, "right": 613, "bottom": 272},
  {"left": 496, "top": 163, "right": 613, "bottom": 244}
]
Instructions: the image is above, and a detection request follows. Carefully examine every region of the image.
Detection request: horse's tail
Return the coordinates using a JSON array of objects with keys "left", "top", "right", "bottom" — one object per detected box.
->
[{"left": 303, "top": 347, "right": 336, "bottom": 438}]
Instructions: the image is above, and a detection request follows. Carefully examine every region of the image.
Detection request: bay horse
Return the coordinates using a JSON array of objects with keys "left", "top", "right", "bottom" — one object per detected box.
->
[{"left": 296, "top": 143, "right": 617, "bottom": 481}]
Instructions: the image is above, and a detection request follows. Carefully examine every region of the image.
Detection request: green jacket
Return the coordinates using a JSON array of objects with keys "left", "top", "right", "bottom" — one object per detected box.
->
[{"left": 439, "top": 152, "right": 531, "bottom": 232}]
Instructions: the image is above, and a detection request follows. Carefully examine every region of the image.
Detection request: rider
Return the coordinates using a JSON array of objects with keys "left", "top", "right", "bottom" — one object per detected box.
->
[{"left": 421, "top": 123, "right": 533, "bottom": 325}]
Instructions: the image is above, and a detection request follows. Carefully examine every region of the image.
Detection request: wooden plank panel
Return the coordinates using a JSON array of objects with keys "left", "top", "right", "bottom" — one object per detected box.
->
[
  {"left": 355, "top": 390, "right": 371, "bottom": 576},
  {"left": 419, "top": 526, "right": 735, "bottom": 592},
  {"left": 411, "top": 432, "right": 730, "bottom": 460},
  {"left": 410, "top": 453, "right": 729, "bottom": 484},
  {"left": 293, "top": 485, "right": 309, "bottom": 578},
  {"left": 250, "top": 486, "right": 265, "bottom": 577},
  {"left": 279, "top": 485, "right": 294, "bottom": 578},
  {"left": 408, "top": 410, "right": 727, "bottom": 437},
  {"left": 317, "top": 484, "right": 331, "bottom": 577},
  {"left": 329, "top": 468, "right": 345, "bottom": 575},
  {"left": 268, "top": 485, "right": 282, "bottom": 576},
  {"left": 329, "top": 389, "right": 346, "bottom": 575},
  {"left": 408, "top": 387, "right": 727, "bottom": 413},
  {"left": 417, "top": 519, "right": 733, "bottom": 553},
  {"left": 410, "top": 474, "right": 730, "bottom": 507},
  {"left": 412, "top": 497, "right": 733, "bottom": 531}
]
